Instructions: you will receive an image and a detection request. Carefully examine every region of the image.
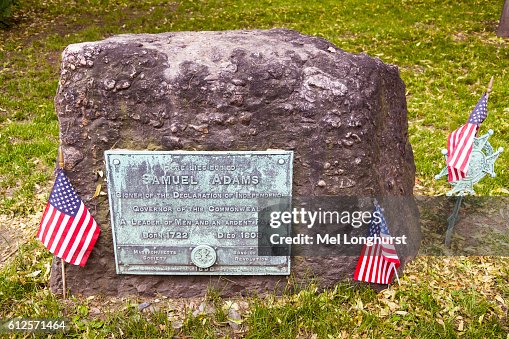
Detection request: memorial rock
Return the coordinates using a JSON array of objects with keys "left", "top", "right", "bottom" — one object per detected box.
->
[{"left": 51, "top": 29, "right": 420, "bottom": 297}]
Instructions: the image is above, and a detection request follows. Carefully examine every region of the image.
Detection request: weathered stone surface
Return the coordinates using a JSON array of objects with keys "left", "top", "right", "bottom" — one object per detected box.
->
[{"left": 51, "top": 29, "right": 420, "bottom": 297}]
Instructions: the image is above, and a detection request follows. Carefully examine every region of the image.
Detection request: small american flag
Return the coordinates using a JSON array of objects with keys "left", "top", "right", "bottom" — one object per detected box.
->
[
  {"left": 447, "top": 93, "right": 488, "bottom": 182},
  {"left": 37, "top": 169, "right": 100, "bottom": 266},
  {"left": 353, "top": 202, "right": 400, "bottom": 284}
]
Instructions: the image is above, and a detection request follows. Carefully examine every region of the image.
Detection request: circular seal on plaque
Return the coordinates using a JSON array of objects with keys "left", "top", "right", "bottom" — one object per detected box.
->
[{"left": 191, "top": 245, "right": 217, "bottom": 268}]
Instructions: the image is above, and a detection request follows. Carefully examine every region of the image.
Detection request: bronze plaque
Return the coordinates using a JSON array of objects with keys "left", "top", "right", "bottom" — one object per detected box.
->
[{"left": 105, "top": 150, "right": 293, "bottom": 275}]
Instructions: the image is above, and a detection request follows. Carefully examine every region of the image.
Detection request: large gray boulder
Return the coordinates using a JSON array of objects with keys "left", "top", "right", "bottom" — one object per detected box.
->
[{"left": 51, "top": 29, "right": 420, "bottom": 297}]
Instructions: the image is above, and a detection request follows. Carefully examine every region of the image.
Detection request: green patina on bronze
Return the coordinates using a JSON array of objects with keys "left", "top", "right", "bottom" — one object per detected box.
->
[
  {"left": 435, "top": 130, "right": 503, "bottom": 246},
  {"left": 435, "top": 129, "right": 503, "bottom": 196},
  {"left": 104, "top": 150, "right": 293, "bottom": 275}
]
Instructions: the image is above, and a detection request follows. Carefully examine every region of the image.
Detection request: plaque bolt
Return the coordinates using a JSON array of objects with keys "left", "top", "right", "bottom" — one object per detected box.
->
[
  {"left": 278, "top": 159, "right": 285, "bottom": 165},
  {"left": 113, "top": 159, "right": 120, "bottom": 165}
]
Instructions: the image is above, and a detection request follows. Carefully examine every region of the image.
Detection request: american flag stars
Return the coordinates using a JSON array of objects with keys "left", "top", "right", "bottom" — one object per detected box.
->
[
  {"left": 49, "top": 173, "right": 81, "bottom": 215},
  {"left": 467, "top": 94, "right": 488, "bottom": 125}
]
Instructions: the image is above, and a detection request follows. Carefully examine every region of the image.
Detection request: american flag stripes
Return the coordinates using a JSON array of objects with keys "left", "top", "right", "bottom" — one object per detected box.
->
[
  {"left": 353, "top": 202, "right": 400, "bottom": 285},
  {"left": 447, "top": 93, "right": 488, "bottom": 182},
  {"left": 37, "top": 169, "right": 100, "bottom": 266}
]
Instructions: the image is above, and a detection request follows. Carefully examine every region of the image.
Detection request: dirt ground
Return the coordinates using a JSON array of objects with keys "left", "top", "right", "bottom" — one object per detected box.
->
[
  {"left": 418, "top": 196, "right": 509, "bottom": 256},
  {"left": 0, "top": 212, "right": 42, "bottom": 267}
]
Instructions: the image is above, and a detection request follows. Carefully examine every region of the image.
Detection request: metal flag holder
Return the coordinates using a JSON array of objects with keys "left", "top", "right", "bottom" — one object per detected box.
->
[
  {"left": 435, "top": 130, "right": 503, "bottom": 246},
  {"left": 435, "top": 79, "right": 504, "bottom": 247}
]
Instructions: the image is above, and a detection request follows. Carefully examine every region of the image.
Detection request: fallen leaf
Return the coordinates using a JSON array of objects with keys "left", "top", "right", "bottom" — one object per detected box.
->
[
  {"left": 92, "top": 183, "right": 102, "bottom": 199},
  {"left": 386, "top": 301, "right": 399, "bottom": 311},
  {"left": 26, "top": 270, "right": 41, "bottom": 277},
  {"left": 495, "top": 295, "right": 506, "bottom": 305},
  {"left": 493, "top": 188, "right": 509, "bottom": 194},
  {"left": 171, "top": 320, "right": 183, "bottom": 329}
]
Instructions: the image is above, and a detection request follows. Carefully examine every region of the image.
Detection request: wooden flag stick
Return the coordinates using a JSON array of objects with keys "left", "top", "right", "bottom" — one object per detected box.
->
[
  {"left": 61, "top": 258, "right": 66, "bottom": 299},
  {"left": 58, "top": 146, "right": 67, "bottom": 299},
  {"left": 58, "top": 146, "right": 65, "bottom": 169},
  {"left": 388, "top": 263, "right": 400, "bottom": 287},
  {"left": 486, "top": 76, "right": 494, "bottom": 100},
  {"left": 393, "top": 264, "right": 401, "bottom": 286}
]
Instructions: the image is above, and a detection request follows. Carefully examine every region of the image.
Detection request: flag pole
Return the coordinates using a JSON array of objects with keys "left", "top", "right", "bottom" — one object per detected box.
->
[
  {"left": 58, "top": 146, "right": 67, "bottom": 299},
  {"left": 388, "top": 263, "right": 400, "bottom": 287},
  {"left": 486, "top": 76, "right": 494, "bottom": 100},
  {"left": 393, "top": 264, "right": 400, "bottom": 286}
]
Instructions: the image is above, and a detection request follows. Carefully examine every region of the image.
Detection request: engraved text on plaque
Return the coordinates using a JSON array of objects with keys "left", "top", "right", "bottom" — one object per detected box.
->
[{"left": 105, "top": 150, "right": 293, "bottom": 275}]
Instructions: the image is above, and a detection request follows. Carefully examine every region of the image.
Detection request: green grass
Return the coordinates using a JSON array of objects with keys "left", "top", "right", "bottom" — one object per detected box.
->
[
  {"left": 0, "top": 1, "right": 508, "bottom": 337},
  {"left": 1, "top": 0, "right": 508, "bottom": 213}
]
